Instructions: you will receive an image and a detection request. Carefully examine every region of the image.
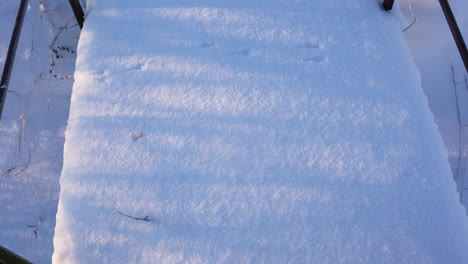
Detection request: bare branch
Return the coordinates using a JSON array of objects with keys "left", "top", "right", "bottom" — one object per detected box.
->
[{"left": 116, "top": 211, "right": 152, "bottom": 222}]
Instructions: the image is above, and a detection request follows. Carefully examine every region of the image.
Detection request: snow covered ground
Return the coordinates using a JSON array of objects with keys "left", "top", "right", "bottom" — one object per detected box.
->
[
  {"left": 0, "top": 0, "right": 78, "bottom": 263},
  {"left": 51, "top": 0, "right": 468, "bottom": 263},
  {"left": 1, "top": 0, "right": 468, "bottom": 263}
]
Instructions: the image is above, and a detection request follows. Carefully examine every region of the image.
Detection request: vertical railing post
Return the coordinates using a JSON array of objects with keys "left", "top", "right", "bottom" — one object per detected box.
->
[
  {"left": 438, "top": 0, "right": 468, "bottom": 73},
  {"left": 0, "top": 0, "right": 29, "bottom": 122},
  {"left": 68, "top": 0, "right": 85, "bottom": 29},
  {"left": 383, "top": 0, "right": 395, "bottom": 11}
]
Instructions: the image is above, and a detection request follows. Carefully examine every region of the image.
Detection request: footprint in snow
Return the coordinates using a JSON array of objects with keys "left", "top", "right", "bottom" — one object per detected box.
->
[
  {"left": 194, "top": 41, "right": 215, "bottom": 49},
  {"left": 126, "top": 63, "right": 144, "bottom": 71},
  {"left": 302, "top": 55, "right": 326, "bottom": 63},
  {"left": 298, "top": 41, "right": 321, "bottom": 49},
  {"left": 297, "top": 41, "right": 326, "bottom": 63},
  {"left": 228, "top": 48, "right": 251, "bottom": 56}
]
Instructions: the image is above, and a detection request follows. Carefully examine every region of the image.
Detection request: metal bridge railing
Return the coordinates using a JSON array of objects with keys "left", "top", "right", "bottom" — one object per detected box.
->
[
  {"left": 0, "top": 245, "right": 32, "bottom": 264},
  {"left": 438, "top": 0, "right": 468, "bottom": 73},
  {"left": 0, "top": 0, "right": 29, "bottom": 122},
  {"left": 0, "top": 0, "right": 85, "bottom": 122},
  {"left": 382, "top": 0, "right": 467, "bottom": 73},
  {"left": 68, "top": 0, "right": 85, "bottom": 29}
]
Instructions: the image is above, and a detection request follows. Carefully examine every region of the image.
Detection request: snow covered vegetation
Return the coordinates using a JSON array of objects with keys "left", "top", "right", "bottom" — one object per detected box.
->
[
  {"left": 1, "top": 0, "right": 468, "bottom": 263},
  {"left": 0, "top": 0, "right": 79, "bottom": 262}
]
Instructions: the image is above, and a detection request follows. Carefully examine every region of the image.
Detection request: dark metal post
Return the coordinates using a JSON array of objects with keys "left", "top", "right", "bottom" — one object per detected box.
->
[
  {"left": 68, "top": 0, "right": 85, "bottom": 29},
  {"left": 383, "top": 0, "right": 395, "bottom": 11},
  {"left": 0, "top": 245, "right": 32, "bottom": 264},
  {"left": 0, "top": 0, "right": 29, "bottom": 122},
  {"left": 438, "top": 0, "right": 468, "bottom": 73}
]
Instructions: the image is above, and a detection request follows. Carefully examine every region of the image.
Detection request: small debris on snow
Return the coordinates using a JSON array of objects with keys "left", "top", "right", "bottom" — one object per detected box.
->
[
  {"left": 133, "top": 132, "right": 143, "bottom": 141},
  {"left": 39, "top": 2, "right": 46, "bottom": 13}
]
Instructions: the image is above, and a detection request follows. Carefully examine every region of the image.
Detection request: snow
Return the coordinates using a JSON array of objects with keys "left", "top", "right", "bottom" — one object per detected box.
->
[
  {"left": 0, "top": 0, "right": 467, "bottom": 263},
  {"left": 50, "top": 0, "right": 468, "bottom": 263},
  {"left": 0, "top": 1, "right": 78, "bottom": 263},
  {"left": 401, "top": 0, "right": 468, "bottom": 209}
]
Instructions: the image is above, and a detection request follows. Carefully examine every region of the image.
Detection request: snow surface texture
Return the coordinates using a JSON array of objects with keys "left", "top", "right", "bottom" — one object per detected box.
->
[
  {"left": 0, "top": 0, "right": 78, "bottom": 263},
  {"left": 54, "top": 0, "right": 468, "bottom": 263}
]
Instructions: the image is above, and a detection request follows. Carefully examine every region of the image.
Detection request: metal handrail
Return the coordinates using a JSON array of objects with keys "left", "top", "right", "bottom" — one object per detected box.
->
[
  {"left": 68, "top": 0, "right": 85, "bottom": 29},
  {"left": 0, "top": 245, "right": 32, "bottom": 264},
  {"left": 382, "top": 0, "right": 466, "bottom": 73},
  {"left": 0, "top": 0, "right": 29, "bottom": 122},
  {"left": 438, "top": 0, "right": 468, "bottom": 73}
]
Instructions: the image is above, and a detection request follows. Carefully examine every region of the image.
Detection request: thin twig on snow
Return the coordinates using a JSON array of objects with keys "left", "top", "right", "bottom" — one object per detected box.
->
[{"left": 116, "top": 211, "right": 152, "bottom": 222}]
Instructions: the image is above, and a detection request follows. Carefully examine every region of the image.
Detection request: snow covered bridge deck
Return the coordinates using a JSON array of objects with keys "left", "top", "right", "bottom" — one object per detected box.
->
[{"left": 53, "top": 0, "right": 468, "bottom": 263}]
